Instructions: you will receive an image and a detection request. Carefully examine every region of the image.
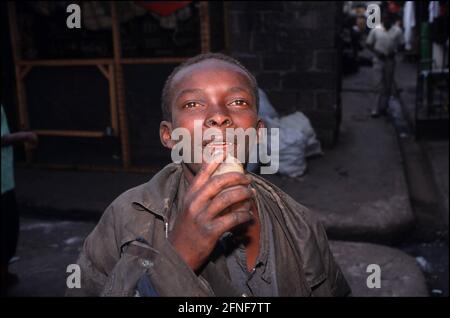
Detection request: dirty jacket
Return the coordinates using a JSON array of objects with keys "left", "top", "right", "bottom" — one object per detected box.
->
[{"left": 67, "top": 163, "right": 351, "bottom": 297}]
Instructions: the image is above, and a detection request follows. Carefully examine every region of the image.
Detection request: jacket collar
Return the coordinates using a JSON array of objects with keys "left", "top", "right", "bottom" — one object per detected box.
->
[{"left": 131, "top": 163, "right": 184, "bottom": 218}]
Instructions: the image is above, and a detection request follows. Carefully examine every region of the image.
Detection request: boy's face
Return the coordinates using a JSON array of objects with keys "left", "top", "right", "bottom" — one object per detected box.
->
[{"left": 160, "top": 59, "right": 263, "bottom": 174}]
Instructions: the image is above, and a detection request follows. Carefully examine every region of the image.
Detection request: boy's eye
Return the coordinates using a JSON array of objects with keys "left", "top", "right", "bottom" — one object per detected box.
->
[
  {"left": 183, "top": 101, "right": 199, "bottom": 109},
  {"left": 229, "top": 99, "right": 249, "bottom": 107}
]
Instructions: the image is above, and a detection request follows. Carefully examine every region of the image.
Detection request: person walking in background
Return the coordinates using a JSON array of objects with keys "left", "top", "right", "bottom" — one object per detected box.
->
[
  {"left": 1, "top": 105, "right": 38, "bottom": 295},
  {"left": 366, "top": 11, "right": 404, "bottom": 118}
]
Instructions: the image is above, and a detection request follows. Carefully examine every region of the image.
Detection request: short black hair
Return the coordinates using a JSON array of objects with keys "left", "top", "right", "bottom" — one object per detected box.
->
[{"left": 161, "top": 52, "right": 259, "bottom": 121}]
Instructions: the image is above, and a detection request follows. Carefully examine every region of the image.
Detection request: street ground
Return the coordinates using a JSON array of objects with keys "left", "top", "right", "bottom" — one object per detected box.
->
[
  {"left": 7, "top": 217, "right": 429, "bottom": 297},
  {"left": 393, "top": 54, "right": 449, "bottom": 297},
  {"left": 7, "top": 218, "right": 94, "bottom": 297}
]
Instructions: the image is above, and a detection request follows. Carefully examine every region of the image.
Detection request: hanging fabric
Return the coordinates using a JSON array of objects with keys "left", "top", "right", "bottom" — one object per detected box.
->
[
  {"left": 403, "top": 1, "right": 416, "bottom": 51},
  {"left": 429, "top": 1, "right": 440, "bottom": 23},
  {"left": 134, "top": 1, "right": 192, "bottom": 30}
]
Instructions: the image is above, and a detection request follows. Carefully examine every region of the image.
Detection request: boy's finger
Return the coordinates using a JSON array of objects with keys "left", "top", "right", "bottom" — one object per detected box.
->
[
  {"left": 190, "top": 150, "right": 227, "bottom": 192},
  {"left": 213, "top": 210, "right": 253, "bottom": 235},
  {"left": 204, "top": 186, "right": 254, "bottom": 219},
  {"left": 191, "top": 172, "right": 252, "bottom": 211}
]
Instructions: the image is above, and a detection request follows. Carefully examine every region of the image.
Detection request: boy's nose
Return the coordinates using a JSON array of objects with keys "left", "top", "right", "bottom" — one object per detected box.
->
[{"left": 204, "top": 112, "right": 233, "bottom": 128}]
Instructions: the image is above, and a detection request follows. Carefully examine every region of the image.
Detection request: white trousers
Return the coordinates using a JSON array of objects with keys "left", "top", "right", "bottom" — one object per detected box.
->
[{"left": 372, "top": 58, "right": 396, "bottom": 113}]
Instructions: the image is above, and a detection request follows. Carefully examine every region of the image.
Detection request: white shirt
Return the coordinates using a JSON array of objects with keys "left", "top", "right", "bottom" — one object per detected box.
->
[{"left": 366, "top": 24, "right": 404, "bottom": 56}]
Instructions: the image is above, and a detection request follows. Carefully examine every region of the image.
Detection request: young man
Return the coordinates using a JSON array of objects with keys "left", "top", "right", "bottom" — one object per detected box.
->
[
  {"left": 69, "top": 53, "right": 350, "bottom": 297},
  {"left": 366, "top": 12, "right": 404, "bottom": 117}
]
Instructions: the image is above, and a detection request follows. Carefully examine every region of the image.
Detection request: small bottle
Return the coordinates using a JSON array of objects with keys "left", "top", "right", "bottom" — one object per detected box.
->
[{"left": 212, "top": 154, "right": 252, "bottom": 216}]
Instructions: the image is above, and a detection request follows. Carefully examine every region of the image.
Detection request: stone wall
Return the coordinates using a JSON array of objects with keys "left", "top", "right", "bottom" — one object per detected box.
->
[{"left": 227, "top": 1, "right": 343, "bottom": 147}]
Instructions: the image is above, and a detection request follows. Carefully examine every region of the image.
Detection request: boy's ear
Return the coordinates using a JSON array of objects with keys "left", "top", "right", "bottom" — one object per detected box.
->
[{"left": 160, "top": 120, "right": 175, "bottom": 149}]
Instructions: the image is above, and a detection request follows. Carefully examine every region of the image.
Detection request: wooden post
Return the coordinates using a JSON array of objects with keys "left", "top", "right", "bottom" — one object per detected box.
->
[
  {"left": 111, "top": 1, "right": 131, "bottom": 168},
  {"left": 107, "top": 64, "right": 119, "bottom": 135},
  {"left": 95, "top": 63, "right": 118, "bottom": 134},
  {"left": 199, "top": 1, "right": 211, "bottom": 53},
  {"left": 17, "top": 58, "right": 113, "bottom": 66},
  {"left": 34, "top": 130, "right": 104, "bottom": 138},
  {"left": 96, "top": 64, "right": 109, "bottom": 79},
  {"left": 19, "top": 65, "right": 33, "bottom": 79},
  {"left": 121, "top": 57, "right": 187, "bottom": 64},
  {"left": 7, "top": 2, "right": 32, "bottom": 163}
]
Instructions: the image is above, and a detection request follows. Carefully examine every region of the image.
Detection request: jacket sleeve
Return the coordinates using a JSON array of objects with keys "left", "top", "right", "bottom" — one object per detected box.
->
[
  {"left": 141, "top": 236, "right": 216, "bottom": 297},
  {"left": 311, "top": 219, "right": 352, "bottom": 297},
  {"left": 65, "top": 204, "right": 120, "bottom": 297}
]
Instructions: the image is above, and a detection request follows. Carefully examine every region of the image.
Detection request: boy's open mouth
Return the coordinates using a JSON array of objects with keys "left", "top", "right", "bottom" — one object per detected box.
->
[
  {"left": 202, "top": 136, "right": 235, "bottom": 149},
  {"left": 203, "top": 140, "right": 234, "bottom": 148},
  {"left": 202, "top": 137, "right": 237, "bottom": 159}
]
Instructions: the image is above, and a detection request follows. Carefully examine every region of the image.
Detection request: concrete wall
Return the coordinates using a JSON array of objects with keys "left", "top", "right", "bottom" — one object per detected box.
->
[{"left": 227, "top": 1, "right": 343, "bottom": 146}]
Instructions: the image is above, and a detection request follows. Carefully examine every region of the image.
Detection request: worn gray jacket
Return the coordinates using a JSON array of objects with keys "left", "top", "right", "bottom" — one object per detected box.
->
[{"left": 67, "top": 163, "right": 351, "bottom": 297}]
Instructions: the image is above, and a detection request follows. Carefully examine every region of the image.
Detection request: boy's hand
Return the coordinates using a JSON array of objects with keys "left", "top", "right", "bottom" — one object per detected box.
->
[{"left": 168, "top": 153, "right": 255, "bottom": 272}]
